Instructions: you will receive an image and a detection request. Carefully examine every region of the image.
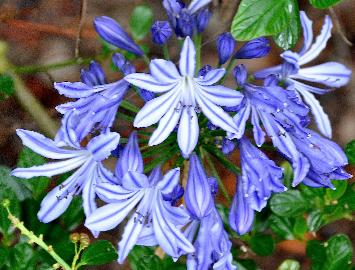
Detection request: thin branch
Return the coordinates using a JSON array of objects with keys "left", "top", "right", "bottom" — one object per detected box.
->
[{"left": 75, "top": 0, "right": 88, "bottom": 58}]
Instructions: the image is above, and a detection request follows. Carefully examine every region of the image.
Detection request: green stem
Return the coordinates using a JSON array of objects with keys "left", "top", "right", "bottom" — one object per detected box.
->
[
  {"left": 142, "top": 54, "right": 150, "bottom": 65},
  {"left": 220, "top": 58, "right": 236, "bottom": 84},
  {"left": 162, "top": 44, "right": 170, "bottom": 60},
  {"left": 9, "top": 71, "right": 58, "bottom": 137},
  {"left": 194, "top": 34, "right": 202, "bottom": 75},
  {"left": 3, "top": 202, "right": 71, "bottom": 270},
  {"left": 201, "top": 148, "right": 231, "bottom": 203}
]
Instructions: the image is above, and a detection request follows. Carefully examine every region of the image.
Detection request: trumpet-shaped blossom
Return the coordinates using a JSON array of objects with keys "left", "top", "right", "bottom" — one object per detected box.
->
[
  {"left": 94, "top": 16, "right": 144, "bottom": 56},
  {"left": 239, "top": 137, "right": 285, "bottom": 211},
  {"left": 85, "top": 132, "right": 194, "bottom": 263},
  {"left": 125, "top": 37, "right": 243, "bottom": 157},
  {"left": 255, "top": 12, "right": 351, "bottom": 138},
  {"left": 11, "top": 130, "right": 120, "bottom": 228},
  {"left": 184, "top": 154, "right": 236, "bottom": 269},
  {"left": 163, "top": 0, "right": 211, "bottom": 37},
  {"left": 54, "top": 61, "right": 130, "bottom": 146}
]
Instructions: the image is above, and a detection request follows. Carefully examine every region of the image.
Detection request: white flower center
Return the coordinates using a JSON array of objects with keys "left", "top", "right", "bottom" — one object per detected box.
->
[{"left": 180, "top": 76, "right": 196, "bottom": 107}]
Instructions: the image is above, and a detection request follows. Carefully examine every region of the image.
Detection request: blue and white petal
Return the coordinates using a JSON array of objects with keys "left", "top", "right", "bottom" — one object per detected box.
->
[
  {"left": 86, "top": 132, "right": 120, "bottom": 162},
  {"left": 150, "top": 59, "right": 181, "bottom": 83},
  {"left": 178, "top": 107, "right": 199, "bottom": 158},
  {"left": 125, "top": 73, "right": 178, "bottom": 93},
  {"left": 179, "top": 37, "right": 196, "bottom": 77}
]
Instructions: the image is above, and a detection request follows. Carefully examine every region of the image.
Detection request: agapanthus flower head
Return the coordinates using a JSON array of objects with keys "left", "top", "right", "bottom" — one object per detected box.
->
[
  {"left": 254, "top": 11, "right": 351, "bottom": 138},
  {"left": 151, "top": 21, "right": 173, "bottom": 45},
  {"left": 11, "top": 130, "right": 119, "bottom": 231},
  {"left": 234, "top": 37, "right": 270, "bottom": 59},
  {"left": 94, "top": 16, "right": 144, "bottom": 56},
  {"left": 125, "top": 37, "right": 243, "bottom": 157},
  {"left": 163, "top": 0, "right": 212, "bottom": 37},
  {"left": 85, "top": 132, "right": 194, "bottom": 263},
  {"left": 216, "top": 32, "right": 236, "bottom": 65}
]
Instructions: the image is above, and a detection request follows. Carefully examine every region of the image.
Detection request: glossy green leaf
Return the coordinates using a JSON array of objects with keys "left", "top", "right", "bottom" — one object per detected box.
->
[
  {"left": 231, "top": 0, "right": 299, "bottom": 41},
  {"left": 278, "top": 259, "right": 301, "bottom": 270},
  {"left": 0, "top": 246, "right": 9, "bottom": 268},
  {"left": 130, "top": 5, "right": 154, "bottom": 40},
  {"left": 250, "top": 234, "right": 275, "bottom": 256},
  {"left": 79, "top": 240, "right": 117, "bottom": 266},
  {"left": 236, "top": 259, "right": 258, "bottom": 270},
  {"left": 325, "top": 180, "right": 347, "bottom": 201},
  {"left": 345, "top": 140, "right": 355, "bottom": 165},
  {"left": 273, "top": 0, "right": 301, "bottom": 49},
  {"left": 17, "top": 147, "right": 50, "bottom": 200},
  {"left": 307, "top": 210, "right": 325, "bottom": 231},
  {"left": 338, "top": 183, "right": 355, "bottom": 211},
  {"left": 0, "top": 73, "right": 14, "bottom": 99},
  {"left": 269, "top": 214, "right": 295, "bottom": 240},
  {"left": 309, "top": 0, "right": 344, "bottom": 9},
  {"left": 306, "top": 240, "right": 326, "bottom": 270},
  {"left": 293, "top": 216, "right": 307, "bottom": 239},
  {"left": 0, "top": 166, "right": 31, "bottom": 201},
  {"left": 324, "top": 234, "right": 353, "bottom": 270},
  {"left": 270, "top": 190, "right": 308, "bottom": 217}
]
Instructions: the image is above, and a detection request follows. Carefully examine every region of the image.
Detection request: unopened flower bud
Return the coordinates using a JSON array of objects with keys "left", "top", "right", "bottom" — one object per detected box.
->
[
  {"left": 234, "top": 37, "right": 270, "bottom": 59},
  {"left": 151, "top": 21, "right": 173, "bottom": 45},
  {"left": 216, "top": 32, "right": 236, "bottom": 65},
  {"left": 233, "top": 64, "right": 248, "bottom": 86},
  {"left": 79, "top": 233, "right": 90, "bottom": 248},
  {"left": 70, "top": 232, "right": 80, "bottom": 243}
]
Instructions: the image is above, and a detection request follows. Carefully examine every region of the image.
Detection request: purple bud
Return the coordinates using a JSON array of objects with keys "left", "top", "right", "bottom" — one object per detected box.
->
[
  {"left": 80, "top": 61, "right": 106, "bottom": 86},
  {"left": 112, "top": 53, "right": 126, "bottom": 70},
  {"left": 233, "top": 64, "right": 248, "bottom": 86},
  {"left": 176, "top": 9, "right": 194, "bottom": 37},
  {"left": 222, "top": 138, "right": 235, "bottom": 155},
  {"left": 208, "top": 177, "right": 218, "bottom": 196},
  {"left": 195, "top": 9, "right": 211, "bottom": 33},
  {"left": 121, "top": 63, "right": 136, "bottom": 76},
  {"left": 206, "top": 121, "right": 217, "bottom": 130},
  {"left": 229, "top": 178, "right": 255, "bottom": 235},
  {"left": 216, "top": 32, "right": 236, "bottom": 65},
  {"left": 137, "top": 88, "right": 155, "bottom": 102},
  {"left": 163, "top": 184, "right": 184, "bottom": 206},
  {"left": 151, "top": 21, "right": 173, "bottom": 45},
  {"left": 263, "top": 74, "right": 280, "bottom": 87},
  {"left": 94, "top": 16, "right": 144, "bottom": 56},
  {"left": 198, "top": 64, "right": 213, "bottom": 78},
  {"left": 234, "top": 37, "right": 270, "bottom": 59}
]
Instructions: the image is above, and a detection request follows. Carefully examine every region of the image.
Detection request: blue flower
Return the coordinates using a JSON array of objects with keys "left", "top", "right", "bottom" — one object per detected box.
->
[
  {"left": 216, "top": 32, "right": 236, "bottom": 65},
  {"left": 255, "top": 11, "right": 351, "bottom": 138},
  {"left": 234, "top": 37, "right": 270, "bottom": 59},
  {"left": 163, "top": 0, "right": 211, "bottom": 37},
  {"left": 11, "top": 130, "right": 119, "bottom": 231},
  {"left": 183, "top": 154, "right": 236, "bottom": 269},
  {"left": 94, "top": 16, "right": 144, "bottom": 56},
  {"left": 221, "top": 138, "right": 235, "bottom": 155},
  {"left": 85, "top": 132, "right": 194, "bottom": 263},
  {"left": 54, "top": 65, "right": 130, "bottom": 145},
  {"left": 151, "top": 21, "right": 173, "bottom": 45},
  {"left": 239, "top": 137, "right": 285, "bottom": 211},
  {"left": 80, "top": 61, "right": 107, "bottom": 86},
  {"left": 125, "top": 37, "right": 243, "bottom": 157}
]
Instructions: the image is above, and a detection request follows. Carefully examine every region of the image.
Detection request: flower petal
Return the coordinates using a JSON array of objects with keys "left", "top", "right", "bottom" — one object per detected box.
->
[
  {"left": 294, "top": 62, "right": 351, "bottom": 88},
  {"left": 125, "top": 73, "right": 178, "bottom": 93},
  {"left": 15, "top": 129, "right": 83, "bottom": 159},
  {"left": 122, "top": 171, "right": 150, "bottom": 190},
  {"left": 291, "top": 79, "right": 332, "bottom": 95},
  {"left": 157, "top": 168, "right": 180, "bottom": 194},
  {"left": 254, "top": 65, "right": 282, "bottom": 79},
  {"left": 299, "top": 11, "right": 314, "bottom": 56},
  {"left": 150, "top": 59, "right": 181, "bottom": 83},
  {"left": 84, "top": 191, "right": 144, "bottom": 232},
  {"left": 178, "top": 107, "right": 199, "bottom": 158},
  {"left": 54, "top": 82, "right": 106, "bottom": 98},
  {"left": 179, "top": 37, "right": 196, "bottom": 77},
  {"left": 188, "top": 0, "right": 211, "bottom": 14},
  {"left": 251, "top": 108, "right": 266, "bottom": 147},
  {"left": 198, "top": 84, "right": 244, "bottom": 107},
  {"left": 196, "top": 68, "right": 225, "bottom": 86},
  {"left": 230, "top": 102, "right": 251, "bottom": 139},
  {"left": 134, "top": 89, "right": 180, "bottom": 127},
  {"left": 86, "top": 132, "right": 120, "bottom": 162},
  {"left": 96, "top": 182, "right": 137, "bottom": 202},
  {"left": 297, "top": 86, "right": 332, "bottom": 138},
  {"left": 299, "top": 15, "right": 332, "bottom": 65},
  {"left": 11, "top": 155, "right": 88, "bottom": 178}
]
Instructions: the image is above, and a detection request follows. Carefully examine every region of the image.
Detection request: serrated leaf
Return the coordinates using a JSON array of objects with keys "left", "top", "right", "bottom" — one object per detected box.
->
[
  {"left": 273, "top": 0, "right": 301, "bottom": 49},
  {"left": 231, "top": 0, "right": 299, "bottom": 41},
  {"left": 324, "top": 234, "right": 353, "bottom": 270},
  {"left": 250, "top": 234, "right": 275, "bottom": 256},
  {"left": 345, "top": 140, "right": 355, "bottom": 165},
  {"left": 278, "top": 259, "right": 301, "bottom": 270},
  {"left": 79, "top": 240, "right": 117, "bottom": 266},
  {"left": 130, "top": 5, "right": 154, "bottom": 40},
  {"left": 17, "top": 147, "right": 50, "bottom": 200},
  {"left": 270, "top": 190, "right": 308, "bottom": 217},
  {"left": 0, "top": 73, "right": 14, "bottom": 99},
  {"left": 309, "top": 0, "right": 344, "bottom": 9}
]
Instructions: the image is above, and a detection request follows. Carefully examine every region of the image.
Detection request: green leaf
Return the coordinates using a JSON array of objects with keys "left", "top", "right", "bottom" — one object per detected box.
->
[
  {"left": 338, "top": 183, "right": 355, "bottom": 211},
  {"left": 273, "top": 0, "right": 301, "bottom": 49},
  {"left": 281, "top": 162, "right": 293, "bottom": 188},
  {"left": 250, "top": 234, "right": 275, "bottom": 256},
  {"left": 269, "top": 214, "right": 295, "bottom": 240},
  {"left": 203, "top": 145, "right": 241, "bottom": 175},
  {"left": 129, "top": 246, "right": 161, "bottom": 270},
  {"left": 0, "top": 73, "right": 14, "bottom": 99},
  {"left": 59, "top": 196, "right": 84, "bottom": 231},
  {"left": 324, "top": 234, "right": 353, "bottom": 270},
  {"left": 306, "top": 240, "right": 326, "bottom": 270},
  {"left": 270, "top": 190, "right": 308, "bottom": 217},
  {"left": 0, "top": 166, "right": 32, "bottom": 201},
  {"left": 79, "top": 240, "right": 117, "bottom": 266},
  {"left": 17, "top": 147, "right": 50, "bottom": 200},
  {"left": 130, "top": 5, "right": 154, "bottom": 40},
  {"left": 325, "top": 180, "right": 347, "bottom": 201},
  {"left": 309, "top": 0, "right": 344, "bottom": 9},
  {"left": 345, "top": 140, "right": 355, "bottom": 165},
  {"left": 231, "top": 0, "right": 299, "bottom": 41},
  {"left": 236, "top": 259, "right": 258, "bottom": 270},
  {"left": 278, "top": 259, "right": 301, "bottom": 270},
  {"left": 307, "top": 210, "right": 325, "bottom": 231},
  {"left": 293, "top": 216, "right": 307, "bottom": 239},
  {"left": 0, "top": 246, "right": 9, "bottom": 268}
]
